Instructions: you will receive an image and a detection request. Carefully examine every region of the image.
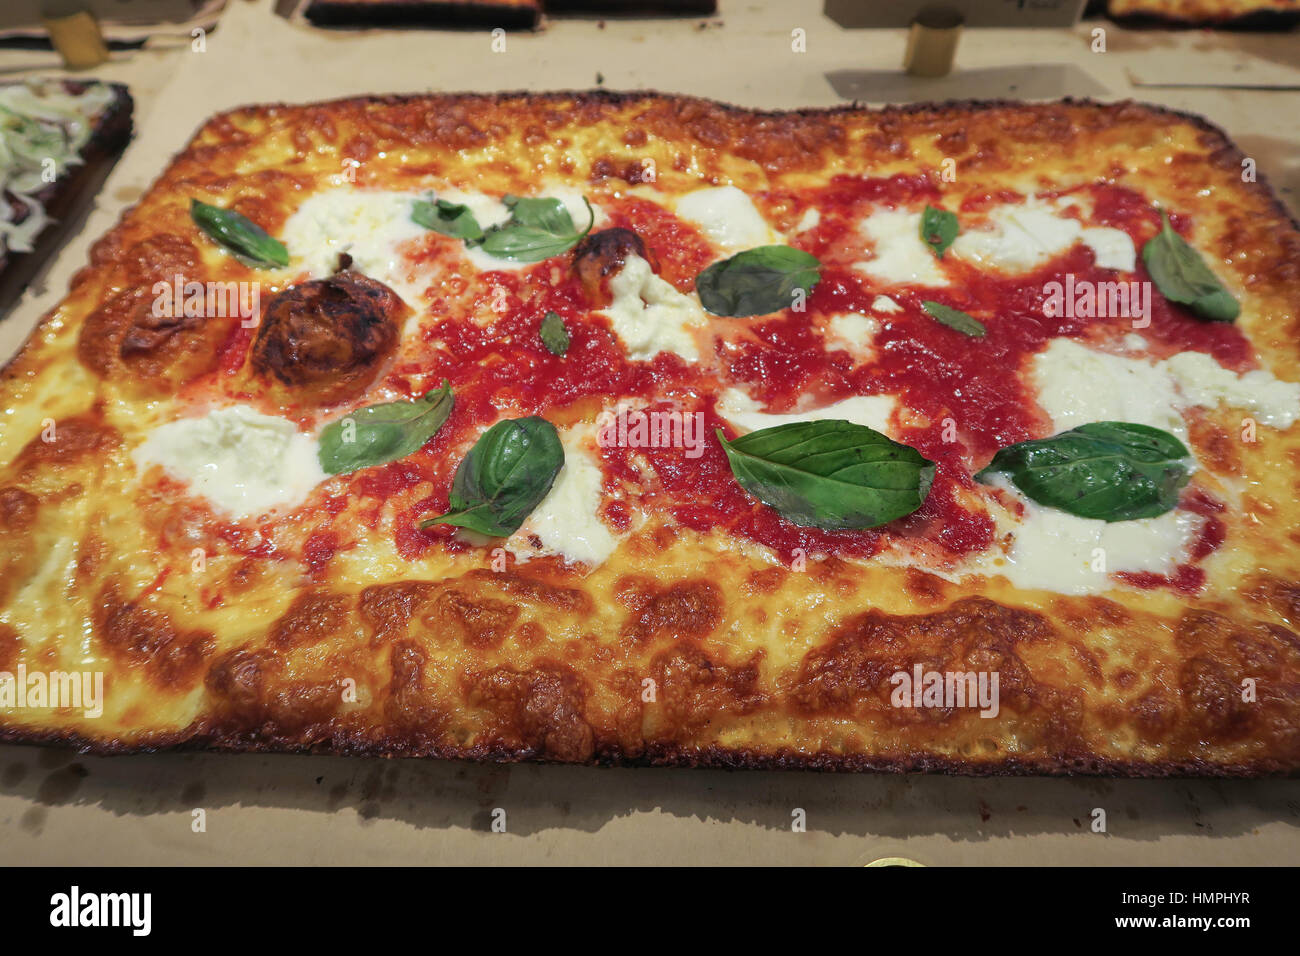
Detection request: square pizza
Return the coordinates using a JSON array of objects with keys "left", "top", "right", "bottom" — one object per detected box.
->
[{"left": 1, "top": 92, "right": 1298, "bottom": 774}]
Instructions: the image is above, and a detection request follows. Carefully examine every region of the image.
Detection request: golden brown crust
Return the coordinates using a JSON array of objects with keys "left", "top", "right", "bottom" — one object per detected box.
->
[{"left": 2, "top": 92, "right": 1299, "bottom": 775}]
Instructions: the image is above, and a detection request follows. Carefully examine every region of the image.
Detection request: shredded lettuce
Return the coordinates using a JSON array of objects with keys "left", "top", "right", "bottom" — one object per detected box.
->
[{"left": 0, "top": 80, "right": 115, "bottom": 255}]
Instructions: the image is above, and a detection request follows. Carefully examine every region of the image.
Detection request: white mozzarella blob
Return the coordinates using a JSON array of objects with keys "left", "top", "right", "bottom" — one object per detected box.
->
[
  {"left": 717, "top": 387, "right": 896, "bottom": 436},
  {"left": 871, "top": 294, "right": 903, "bottom": 314},
  {"left": 977, "top": 337, "right": 1300, "bottom": 595},
  {"left": 280, "top": 189, "right": 430, "bottom": 304},
  {"left": 1032, "top": 338, "right": 1300, "bottom": 439},
  {"left": 1031, "top": 338, "right": 1188, "bottom": 439},
  {"left": 853, "top": 208, "right": 949, "bottom": 287},
  {"left": 511, "top": 424, "right": 619, "bottom": 567},
  {"left": 283, "top": 186, "right": 605, "bottom": 282},
  {"left": 950, "top": 198, "right": 1136, "bottom": 274},
  {"left": 1163, "top": 351, "right": 1300, "bottom": 429},
  {"left": 599, "top": 254, "right": 708, "bottom": 362},
  {"left": 133, "top": 405, "right": 326, "bottom": 519},
  {"left": 950, "top": 199, "right": 1078, "bottom": 272},
  {"left": 826, "top": 312, "right": 880, "bottom": 356},
  {"left": 980, "top": 475, "right": 1201, "bottom": 596},
  {"left": 1080, "top": 226, "right": 1137, "bottom": 272},
  {"left": 795, "top": 208, "right": 821, "bottom": 232},
  {"left": 673, "top": 186, "right": 776, "bottom": 251}
]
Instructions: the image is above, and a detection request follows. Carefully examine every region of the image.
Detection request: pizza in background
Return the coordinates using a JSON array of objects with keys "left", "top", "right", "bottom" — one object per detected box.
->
[
  {"left": 0, "top": 80, "right": 132, "bottom": 317},
  {"left": 0, "top": 92, "right": 1298, "bottom": 774},
  {"left": 1106, "top": 0, "right": 1300, "bottom": 26}
]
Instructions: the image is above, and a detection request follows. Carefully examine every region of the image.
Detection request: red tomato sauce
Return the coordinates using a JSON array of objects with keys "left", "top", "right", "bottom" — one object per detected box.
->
[
  {"left": 211, "top": 179, "right": 1249, "bottom": 583},
  {"left": 1113, "top": 490, "right": 1226, "bottom": 595}
]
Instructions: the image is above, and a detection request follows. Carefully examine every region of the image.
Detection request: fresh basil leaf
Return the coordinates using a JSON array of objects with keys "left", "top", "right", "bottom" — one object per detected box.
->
[
  {"left": 920, "top": 205, "right": 958, "bottom": 258},
  {"left": 716, "top": 420, "right": 934, "bottom": 530},
  {"left": 478, "top": 196, "right": 594, "bottom": 263},
  {"left": 922, "top": 300, "right": 986, "bottom": 337},
  {"left": 695, "top": 245, "right": 822, "bottom": 318},
  {"left": 1142, "top": 210, "right": 1239, "bottom": 322},
  {"left": 503, "top": 195, "right": 578, "bottom": 233},
  {"left": 540, "top": 311, "right": 570, "bottom": 356},
  {"left": 976, "top": 421, "right": 1191, "bottom": 522},
  {"left": 317, "top": 380, "right": 454, "bottom": 476},
  {"left": 411, "top": 196, "right": 484, "bottom": 241},
  {"left": 421, "top": 416, "right": 564, "bottom": 536},
  {"left": 190, "top": 199, "right": 289, "bottom": 268}
]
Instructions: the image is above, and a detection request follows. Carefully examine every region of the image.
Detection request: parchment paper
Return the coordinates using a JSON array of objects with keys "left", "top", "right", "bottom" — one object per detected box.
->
[{"left": 0, "top": 0, "right": 1296, "bottom": 866}]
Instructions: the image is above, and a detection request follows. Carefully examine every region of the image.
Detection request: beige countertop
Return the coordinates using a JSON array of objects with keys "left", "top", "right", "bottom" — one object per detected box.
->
[{"left": 0, "top": 0, "right": 1297, "bottom": 865}]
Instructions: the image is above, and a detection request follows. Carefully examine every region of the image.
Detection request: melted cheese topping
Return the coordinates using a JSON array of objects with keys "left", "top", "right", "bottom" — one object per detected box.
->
[
  {"left": 511, "top": 423, "right": 619, "bottom": 567},
  {"left": 1032, "top": 338, "right": 1190, "bottom": 439},
  {"left": 1080, "top": 226, "right": 1138, "bottom": 271},
  {"left": 132, "top": 405, "right": 326, "bottom": 519},
  {"left": 599, "top": 254, "right": 708, "bottom": 362},
  {"left": 981, "top": 475, "right": 1202, "bottom": 596},
  {"left": 854, "top": 208, "right": 950, "bottom": 287},
  {"left": 978, "top": 338, "right": 1300, "bottom": 594},
  {"left": 282, "top": 186, "right": 606, "bottom": 283},
  {"left": 951, "top": 198, "right": 1137, "bottom": 273},
  {"left": 280, "top": 188, "right": 430, "bottom": 303},
  {"left": 717, "top": 387, "right": 896, "bottom": 436},
  {"left": 1164, "top": 351, "right": 1300, "bottom": 429},
  {"left": 795, "top": 208, "right": 821, "bottom": 232},
  {"left": 1033, "top": 338, "right": 1300, "bottom": 438},
  {"left": 673, "top": 186, "right": 777, "bottom": 251},
  {"left": 826, "top": 312, "right": 880, "bottom": 357}
]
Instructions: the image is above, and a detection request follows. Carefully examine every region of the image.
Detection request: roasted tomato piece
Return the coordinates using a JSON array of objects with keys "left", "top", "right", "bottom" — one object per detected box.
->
[
  {"left": 571, "top": 227, "right": 652, "bottom": 307},
  {"left": 250, "top": 271, "right": 406, "bottom": 408}
]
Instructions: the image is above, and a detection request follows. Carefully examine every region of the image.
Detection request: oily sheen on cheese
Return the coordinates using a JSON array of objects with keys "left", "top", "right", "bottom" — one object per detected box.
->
[
  {"left": 1032, "top": 338, "right": 1300, "bottom": 439},
  {"left": 950, "top": 198, "right": 1137, "bottom": 274},
  {"left": 673, "top": 185, "right": 777, "bottom": 251},
  {"left": 3, "top": 93, "right": 1300, "bottom": 776},
  {"left": 133, "top": 405, "right": 326, "bottom": 519}
]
